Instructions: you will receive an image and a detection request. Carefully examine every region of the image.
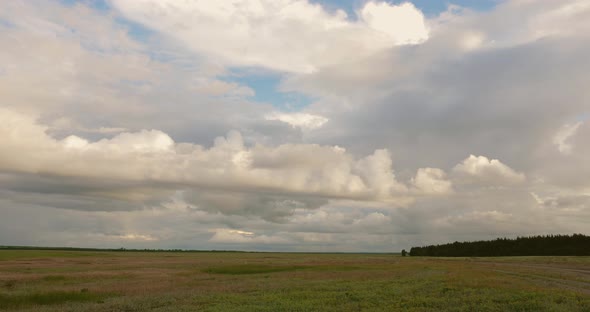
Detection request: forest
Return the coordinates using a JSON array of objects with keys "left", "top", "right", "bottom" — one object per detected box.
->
[{"left": 409, "top": 234, "right": 590, "bottom": 257}]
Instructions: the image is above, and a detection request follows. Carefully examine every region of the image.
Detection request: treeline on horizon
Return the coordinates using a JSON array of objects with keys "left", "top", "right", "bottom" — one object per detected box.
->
[{"left": 409, "top": 234, "right": 590, "bottom": 257}]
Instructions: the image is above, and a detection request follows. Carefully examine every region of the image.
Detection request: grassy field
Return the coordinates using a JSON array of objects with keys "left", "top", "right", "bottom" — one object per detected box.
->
[{"left": 0, "top": 250, "right": 589, "bottom": 311}]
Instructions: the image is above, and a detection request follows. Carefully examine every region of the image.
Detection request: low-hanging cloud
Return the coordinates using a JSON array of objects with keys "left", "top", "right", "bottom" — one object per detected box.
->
[{"left": 0, "top": 108, "right": 413, "bottom": 215}]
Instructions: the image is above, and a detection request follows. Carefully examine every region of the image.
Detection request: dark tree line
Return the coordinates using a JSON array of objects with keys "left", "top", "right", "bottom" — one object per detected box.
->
[{"left": 409, "top": 234, "right": 590, "bottom": 257}]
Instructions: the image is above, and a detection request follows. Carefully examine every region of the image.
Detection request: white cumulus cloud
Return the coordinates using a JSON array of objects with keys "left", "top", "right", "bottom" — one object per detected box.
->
[
  {"left": 453, "top": 155, "right": 526, "bottom": 186},
  {"left": 0, "top": 108, "right": 411, "bottom": 217},
  {"left": 360, "top": 1, "right": 429, "bottom": 45},
  {"left": 265, "top": 112, "right": 329, "bottom": 130},
  {"left": 110, "top": 0, "right": 429, "bottom": 73},
  {"left": 412, "top": 168, "right": 453, "bottom": 195}
]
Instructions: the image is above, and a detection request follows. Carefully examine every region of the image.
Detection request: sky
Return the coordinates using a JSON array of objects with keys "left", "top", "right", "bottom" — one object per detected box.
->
[{"left": 0, "top": 0, "right": 589, "bottom": 252}]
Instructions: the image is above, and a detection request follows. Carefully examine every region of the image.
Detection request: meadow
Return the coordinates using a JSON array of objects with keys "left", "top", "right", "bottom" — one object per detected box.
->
[{"left": 0, "top": 250, "right": 589, "bottom": 311}]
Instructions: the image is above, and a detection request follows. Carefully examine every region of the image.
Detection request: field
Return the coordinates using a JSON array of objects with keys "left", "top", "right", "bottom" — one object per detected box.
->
[{"left": 0, "top": 250, "right": 589, "bottom": 311}]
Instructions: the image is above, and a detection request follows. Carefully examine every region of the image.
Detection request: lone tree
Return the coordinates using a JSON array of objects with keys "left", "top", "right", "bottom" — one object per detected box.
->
[{"left": 401, "top": 249, "right": 407, "bottom": 257}]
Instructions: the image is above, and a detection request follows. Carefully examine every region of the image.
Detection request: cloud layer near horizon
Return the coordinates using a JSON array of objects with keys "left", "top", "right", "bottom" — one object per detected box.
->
[{"left": 0, "top": 0, "right": 588, "bottom": 251}]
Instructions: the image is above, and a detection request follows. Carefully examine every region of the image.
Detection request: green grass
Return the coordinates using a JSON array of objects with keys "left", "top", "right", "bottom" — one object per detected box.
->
[
  {"left": 0, "top": 251, "right": 588, "bottom": 311},
  {"left": 204, "top": 280, "right": 588, "bottom": 312},
  {"left": 41, "top": 275, "right": 67, "bottom": 282},
  {"left": 203, "top": 264, "right": 306, "bottom": 275},
  {"left": 0, "top": 291, "right": 110, "bottom": 310},
  {"left": 0, "top": 250, "right": 107, "bottom": 261},
  {"left": 203, "top": 264, "right": 362, "bottom": 275}
]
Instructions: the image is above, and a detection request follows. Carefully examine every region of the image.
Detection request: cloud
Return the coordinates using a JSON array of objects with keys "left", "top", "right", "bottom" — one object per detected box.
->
[
  {"left": 360, "top": 2, "right": 429, "bottom": 45},
  {"left": 89, "top": 130, "right": 175, "bottom": 153},
  {"left": 411, "top": 168, "right": 453, "bottom": 195},
  {"left": 453, "top": 155, "right": 526, "bottom": 186},
  {"left": 209, "top": 229, "right": 287, "bottom": 244},
  {"left": 437, "top": 210, "right": 513, "bottom": 225},
  {"left": 553, "top": 122, "right": 582, "bottom": 155},
  {"left": 0, "top": 108, "right": 410, "bottom": 218},
  {"left": 265, "top": 112, "right": 329, "bottom": 130},
  {"left": 355, "top": 149, "right": 408, "bottom": 198},
  {"left": 111, "top": 0, "right": 429, "bottom": 73},
  {"left": 102, "top": 233, "right": 159, "bottom": 242},
  {"left": 50, "top": 118, "right": 129, "bottom": 135},
  {"left": 191, "top": 78, "right": 255, "bottom": 97},
  {"left": 0, "top": 0, "right": 279, "bottom": 151},
  {"left": 532, "top": 121, "right": 590, "bottom": 190},
  {"left": 1, "top": 0, "right": 590, "bottom": 252}
]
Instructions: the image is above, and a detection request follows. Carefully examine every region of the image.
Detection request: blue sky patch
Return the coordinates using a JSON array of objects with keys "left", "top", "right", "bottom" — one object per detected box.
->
[
  {"left": 60, "top": 0, "right": 110, "bottom": 11},
  {"left": 313, "top": 0, "right": 500, "bottom": 18},
  {"left": 60, "top": 0, "right": 154, "bottom": 42},
  {"left": 114, "top": 16, "right": 155, "bottom": 42},
  {"left": 224, "top": 70, "right": 314, "bottom": 111},
  {"left": 399, "top": 0, "right": 500, "bottom": 16},
  {"left": 0, "top": 18, "right": 15, "bottom": 29},
  {"left": 576, "top": 112, "right": 589, "bottom": 122}
]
